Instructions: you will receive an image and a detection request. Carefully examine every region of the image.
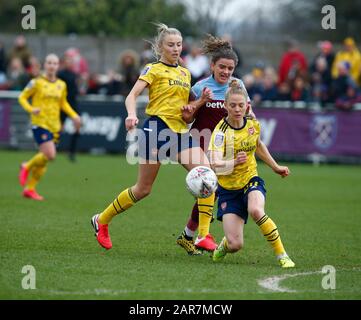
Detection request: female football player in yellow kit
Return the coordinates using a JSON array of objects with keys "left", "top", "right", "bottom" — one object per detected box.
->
[
  {"left": 18, "top": 53, "right": 81, "bottom": 200},
  {"left": 209, "top": 81, "right": 295, "bottom": 268},
  {"left": 91, "top": 23, "right": 217, "bottom": 251}
]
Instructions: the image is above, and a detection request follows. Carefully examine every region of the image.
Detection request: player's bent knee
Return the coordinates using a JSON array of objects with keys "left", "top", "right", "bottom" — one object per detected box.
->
[
  {"left": 46, "top": 153, "right": 56, "bottom": 161},
  {"left": 42, "top": 152, "right": 56, "bottom": 161},
  {"left": 133, "top": 185, "right": 152, "bottom": 200},
  {"left": 227, "top": 238, "right": 243, "bottom": 252},
  {"left": 249, "top": 207, "right": 264, "bottom": 221}
]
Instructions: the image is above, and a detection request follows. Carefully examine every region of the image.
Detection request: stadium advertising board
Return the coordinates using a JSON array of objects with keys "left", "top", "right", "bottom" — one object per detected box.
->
[
  {"left": 2, "top": 93, "right": 361, "bottom": 159},
  {"left": 60, "top": 99, "right": 128, "bottom": 153},
  {"left": 0, "top": 100, "right": 10, "bottom": 143},
  {"left": 257, "top": 108, "right": 361, "bottom": 157}
]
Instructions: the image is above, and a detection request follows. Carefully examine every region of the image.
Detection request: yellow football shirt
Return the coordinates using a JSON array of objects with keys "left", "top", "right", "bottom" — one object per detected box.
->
[
  {"left": 18, "top": 75, "right": 78, "bottom": 133},
  {"left": 139, "top": 61, "right": 191, "bottom": 133},
  {"left": 209, "top": 117, "right": 261, "bottom": 190}
]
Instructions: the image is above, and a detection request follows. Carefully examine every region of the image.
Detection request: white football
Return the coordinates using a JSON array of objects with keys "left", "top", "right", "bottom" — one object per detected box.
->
[{"left": 186, "top": 166, "right": 218, "bottom": 198}]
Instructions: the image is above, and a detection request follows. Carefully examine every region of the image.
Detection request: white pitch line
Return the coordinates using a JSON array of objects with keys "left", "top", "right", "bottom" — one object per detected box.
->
[
  {"left": 257, "top": 271, "right": 322, "bottom": 293},
  {"left": 19, "top": 267, "right": 361, "bottom": 297},
  {"left": 258, "top": 267, "right": 361, "bottom": 293},
  {"left": 43, "top": 288, "right": 253, "bottom": 296}
]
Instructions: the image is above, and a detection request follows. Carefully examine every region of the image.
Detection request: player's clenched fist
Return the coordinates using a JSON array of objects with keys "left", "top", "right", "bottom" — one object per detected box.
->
[
  {"left": 125, "top": 115, "right": 139, "bottom": 131},
  {"left": 234, "top": 151, "right": 247, "bottom": 166}
]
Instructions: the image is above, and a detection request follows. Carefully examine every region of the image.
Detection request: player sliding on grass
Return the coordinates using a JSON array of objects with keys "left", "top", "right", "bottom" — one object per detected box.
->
[
  {"left": 209, "top": 81, "right": 295, "bottom": 268},
  {"left": 18, "top": 54, "right": 81, "bottom": 200},
  {"left": 176, "top": 34, "right": 254, "bottom": 255},
  {"left": 91, "top": 23, "right": 217, "bottom": 251}
]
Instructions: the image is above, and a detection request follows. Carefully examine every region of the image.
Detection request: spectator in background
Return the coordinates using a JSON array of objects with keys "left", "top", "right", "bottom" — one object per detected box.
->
[
  {"left": 58, "top": 55, "right": 80, "bottom": 162},
  {"left": 310, "top": 56, "right": 332, "bottom": 104},
  {"left": 58, "top": 55, "right": 78, "bottom": 109},
  {"left": 0, "top": 41, "right": 7, "bottom": 89},
  {"left": 290, "top": 76, "right": 310, "bottom": 102},
  {"left": 311, "top": 41, "right": 335, "bottom": 75},
  {"left": 335, "top": 84, "right": 361, "bottom": 111},
  {"left": 27, "top": 56, "right": 41, "bottom": 79},
  {"left": 252, "top": 61, "right": 265, "bottom": 87},
  {"left": 140, "top": 42, "right": 156, "bottom": 69},
  {"left": 242, "top": 73, "right": 259, "bottom": 104},
  {"left": 261, "top": 72, "right": 278, "bottom": 101},
  {"left": 331, "top": 61, "right": 358, "bottom": 102},
  {"left": 8, "top": 35, "right": 32, "bottom": 70},
  {"left": 7, "top": 57, "right": 28, "bottom": 90},
  {"left": 278, "top": 39, "right": 308, "bottom": 84},
  {"left": 180, "top": 40, "right": 190, "bottom": 62},
  {"left": 277, "top": 82, "right": 292, "bottom": 101},
  {"left": 117, "top": 50, "right": 140, "bottom": 96},
  {"left": 0, "top": 73, "right": 7, "bottom": 89},
  {"left": 94, "top": 50, "right": 140, "bottom": 96},
  {"left": 64, "top": 47, "right": 89, "bottom": 95},
  {"left": 332, "top": 37, "right": 361, "bottom": 85},
  {"left": 184, "top": 45, "right": 209, "bottom": 85},
  {"left": 0, "top": 40, "right": 6, "bottom": 73},
  {"left": 86, "top": 73, "right": 101, "bottom": 94}
]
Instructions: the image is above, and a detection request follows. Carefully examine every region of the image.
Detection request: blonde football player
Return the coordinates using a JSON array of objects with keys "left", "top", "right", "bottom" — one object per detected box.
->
[
  {"left": 18, "top": 54, "right": 81, "bottom": 200},
  {"left": 91, "top": 23, "right": 216, "bottom": 251},
  {"left": 209, "top": 81, "right": 295, "bottom": 268}
]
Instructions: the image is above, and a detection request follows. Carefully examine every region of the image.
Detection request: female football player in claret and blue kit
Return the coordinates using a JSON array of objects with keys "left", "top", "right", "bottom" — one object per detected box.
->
[
  {"left": 18, "top": 54, "right": 81, "bottom": 200},
  {"left": 90, "top": 24, "right": 217, "bottom": 252},
  {"left": 176, "top": 35, "right": 255, "bottom": 255},
  {"left": 208, "top": 81, "right": 295, "bottom": 268}
]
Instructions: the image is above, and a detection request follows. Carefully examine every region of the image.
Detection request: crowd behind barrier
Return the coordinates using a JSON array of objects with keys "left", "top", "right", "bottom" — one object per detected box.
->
[
  {"left": 1, "top": 35, "right": 361, "bottom": 111},
  {"left": 1, "top": 34, "right": 361, "bottom": 164},
  {"left": 1, "top": 91, "right": 360, "bottom": 165}
]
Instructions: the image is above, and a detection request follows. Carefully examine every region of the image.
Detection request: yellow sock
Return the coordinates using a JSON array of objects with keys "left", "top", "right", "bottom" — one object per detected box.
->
[
  {"left": 98, "top": 188, "right": 138, "bottom": 224},
  {"left": 198, "top": 193, "right": 215, "bottom": 237},
  {"left": 26, "top": 165, "right": 47, "bottom": 190},
  {"left": 25, "top": 153, "right": 48, "bottom": 171},
  {"left": 257, "top": 214, "right": 286, "bottom": 256}
]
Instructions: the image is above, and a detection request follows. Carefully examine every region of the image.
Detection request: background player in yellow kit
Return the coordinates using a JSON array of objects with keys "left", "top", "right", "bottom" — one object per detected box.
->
[
  {"left": 209, "top": 81, "right": 295, "bottom": 268},
  {"left": 91, "top": 23, "right": 217, "bottom": 251},
  {"left": 18, "top": 53, "right": 81, "bottom": 200}
]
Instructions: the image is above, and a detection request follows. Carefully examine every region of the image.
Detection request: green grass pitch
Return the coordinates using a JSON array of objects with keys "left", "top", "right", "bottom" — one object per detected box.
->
[{"left": 0, "top": 150, "right": 360, "bottom": 300}]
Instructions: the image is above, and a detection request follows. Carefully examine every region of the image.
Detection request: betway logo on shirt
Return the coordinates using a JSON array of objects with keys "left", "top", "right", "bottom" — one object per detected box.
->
[{"left": 205, "top": 100, "right": 225, "bottom": 109}]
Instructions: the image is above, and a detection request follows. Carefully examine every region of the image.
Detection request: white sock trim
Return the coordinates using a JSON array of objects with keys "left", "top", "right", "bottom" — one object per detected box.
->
[
  {"left": 277, "top": 253, "right": 288, "bottom": 260},
  {"left": 184, "top": 226, "right": 195, "bottom": 238}
]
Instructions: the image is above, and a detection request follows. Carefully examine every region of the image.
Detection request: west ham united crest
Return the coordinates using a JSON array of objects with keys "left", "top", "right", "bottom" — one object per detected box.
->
[{"left": 310, "top": 115, "right": 338, "bottom": 150}]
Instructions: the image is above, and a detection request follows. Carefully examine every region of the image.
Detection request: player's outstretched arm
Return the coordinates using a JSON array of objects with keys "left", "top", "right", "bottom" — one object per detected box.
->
[
  {"left": 18, "top": 80, "right": 38, "bottom": 114},
  {"left": 256, "top": 139, "right": 290, "bottom": 178},
  {"left": 124, "top": 79, "right": 148, "bottom": 131}
]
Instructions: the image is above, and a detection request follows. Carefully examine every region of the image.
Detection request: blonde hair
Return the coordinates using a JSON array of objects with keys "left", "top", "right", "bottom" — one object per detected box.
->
[
  {"left": 150, "top": 23, "right": 182, "bottom": 59},
  {"left": 45, "top": 53, "right": 59, "bottom": 63},
  {"left": 225, "top": 80, "right": 248, "bottom": 103},
  {"left": 202, "top": 34, "right": 238, "bottom": 65}
]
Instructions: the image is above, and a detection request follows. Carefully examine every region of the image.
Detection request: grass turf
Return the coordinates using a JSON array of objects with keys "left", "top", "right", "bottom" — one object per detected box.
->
[{"left": 0, "top": 150, "right": 360, "bottom": 300}]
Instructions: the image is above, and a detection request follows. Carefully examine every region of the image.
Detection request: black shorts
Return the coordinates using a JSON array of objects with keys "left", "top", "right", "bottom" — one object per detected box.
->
[
  {"left": 216, "top": 176, "right": 267, "bottom": 223},
  {"left": 137, "top": 116, "right": 199, "bottom": 162},
  {"left": 32, "top": 126, "right": 60, "bottom": 145}
]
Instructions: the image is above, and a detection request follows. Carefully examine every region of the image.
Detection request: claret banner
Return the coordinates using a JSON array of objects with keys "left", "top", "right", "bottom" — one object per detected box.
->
[{"left": 256, "top": 108, "right": 361, "bottom": 157}]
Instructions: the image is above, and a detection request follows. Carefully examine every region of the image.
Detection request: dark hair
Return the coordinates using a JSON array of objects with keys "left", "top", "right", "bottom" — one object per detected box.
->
[{"left": 202, "top": 34, "right": 238, "bottom": 65}]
